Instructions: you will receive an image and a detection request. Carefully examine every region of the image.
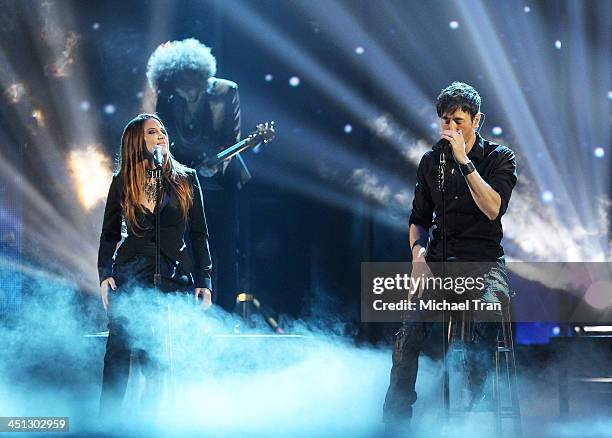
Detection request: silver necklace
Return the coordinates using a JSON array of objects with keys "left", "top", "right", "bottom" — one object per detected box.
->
[{"left": 145, "top": 169, "right": 162, "bottom": 204}]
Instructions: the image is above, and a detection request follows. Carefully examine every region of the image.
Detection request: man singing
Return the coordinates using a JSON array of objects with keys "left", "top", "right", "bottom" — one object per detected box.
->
[{"left": 383, "top": 82, "right": 518, "bottom": 432}]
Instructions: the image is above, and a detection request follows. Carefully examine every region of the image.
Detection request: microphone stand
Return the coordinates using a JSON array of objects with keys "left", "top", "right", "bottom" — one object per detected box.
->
[
  {"left": 153, "top": 159, "right": 175, "bottom": 408},
  {"left": 153, "top": 162, "right": 162, "bottom": 290},
  {"left": 439, "top": 146, "right": 451, "bottom": 423}
]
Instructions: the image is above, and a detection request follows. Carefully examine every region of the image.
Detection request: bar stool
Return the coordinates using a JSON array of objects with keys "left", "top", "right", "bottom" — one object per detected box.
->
[
  {"left": 494, "top": 292, "right": 522, "bottom": 437},
  {"left": 444, "top": 292, "right": 522, "bottom": 437}
]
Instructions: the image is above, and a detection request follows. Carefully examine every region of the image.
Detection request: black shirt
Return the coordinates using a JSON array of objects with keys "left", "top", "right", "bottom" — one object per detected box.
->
[{"left": 409, "top": 134, "right": 517, "bottom": 262}]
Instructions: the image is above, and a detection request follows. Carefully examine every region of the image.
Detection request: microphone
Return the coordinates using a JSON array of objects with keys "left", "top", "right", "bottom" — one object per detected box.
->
[
  {"left": 432, "top": 138, "right": 451, "bottom": 153},
  {"left": 433, "top": 138, "right": 454, "bottom": 163},
  {"left": 153, "top": 145, "right": 164, "bottom": 168}
]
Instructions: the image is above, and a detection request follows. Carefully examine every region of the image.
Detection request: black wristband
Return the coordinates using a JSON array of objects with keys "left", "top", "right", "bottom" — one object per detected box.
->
[{"left": 459, "top": 160, "right": 476, "bottom": 176}]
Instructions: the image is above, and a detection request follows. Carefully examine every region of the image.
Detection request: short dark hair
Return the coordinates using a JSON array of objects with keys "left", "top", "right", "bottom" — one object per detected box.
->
[{"left": 436, "top": 82, "right": 481, "bottom": 119}]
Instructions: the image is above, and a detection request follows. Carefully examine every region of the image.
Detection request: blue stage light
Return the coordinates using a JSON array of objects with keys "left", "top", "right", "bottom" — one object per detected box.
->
[{"left": 103, "top": 104, "right": 116, "bottom": 115}]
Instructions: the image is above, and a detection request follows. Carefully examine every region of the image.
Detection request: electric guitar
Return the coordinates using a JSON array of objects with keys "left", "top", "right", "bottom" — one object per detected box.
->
[{"left": 193, "top": 122, "right": 275, "bottom": 177}]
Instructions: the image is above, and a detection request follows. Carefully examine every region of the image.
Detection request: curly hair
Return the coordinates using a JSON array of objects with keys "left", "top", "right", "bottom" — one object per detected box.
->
[
  {"left": 146, "top": 38, "right": 217, "bottom": 91},
  {"left": 436, "top": 81, "right": 481, "bottom": 119}
]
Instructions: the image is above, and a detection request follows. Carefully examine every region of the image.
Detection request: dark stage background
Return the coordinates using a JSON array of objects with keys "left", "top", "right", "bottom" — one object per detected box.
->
[
  {"left": 1, "top": 0, "right": 610, "bottom": 343},
  {"left": 0, "top": 1, "right": 611, "bottom": 436}
]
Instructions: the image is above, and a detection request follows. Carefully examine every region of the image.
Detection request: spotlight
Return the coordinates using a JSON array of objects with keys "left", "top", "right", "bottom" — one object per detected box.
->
[
  {"left": 344, "top": 124, "right": 352, "bottom": 134},
  {"left": 136, "top": 91, "right": 144, "bottom": 99},
  {"left": 491, "top": 126, "right": 503, "bottom": 136},
  {"left": 552, "top": 326, "right": 560, "bottom": 336},
  {"left": 92, "top": 22, "right": 100, "bottom": 30},
  {"left": 80, "top": 101, "right": 90, "bottom": 111},
  {"left": 524, "top": 6, "right": 531, "bottom": 13},
  {"left": 44, "top": 32, "right": 80, "bottom": 78},
  {"left": 521, "top": 240, "right": 534, "bottom": 253},
  {"left": 67, "top": 145, "right": 113, "bottom": 210},
  {"left": 607, "top": 91, "right": 612, "bottom": 100},
  {"left": 555, "top": 40, "right": 562, "bottom": 49},
  {"left": 449, "top": 21, "right": 460, "bottom": 30},
  {"left": 265, "top": 74, "right": 273, "bottom": 82},
  {"left": 5, "top": 83, "right": 25, "bottom": 104},
  {"left": 593, "top": 147, "right": 605, "bottom": 158},
  {"left": 584, "top": 281, "right": 612, "bottom": 310},
  {"left": 289, "top": 76, "right": 301, "bottom": 87},
  {"left": 103, "top": 104, "right": 116, "bottom": 115},
  {"left": 581, "top": 326, "right": 612, "bottom": 334},
  {"left": 355, "top": 46, "right": 364, "bottom": 55},
  {"left": 32, "top": 109, "right": 45, "bottom": 127},
  {"left": 541, "top": 191, "right": 554, "bottom": 203}
]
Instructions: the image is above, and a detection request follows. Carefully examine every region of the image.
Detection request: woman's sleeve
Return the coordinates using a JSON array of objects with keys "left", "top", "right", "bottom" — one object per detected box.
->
[
  {"left": 188, "top": 170, "right": 213, "bottom": 290},
  {"left": 97, "top": 175, "right": 122, "bottom": 285}
]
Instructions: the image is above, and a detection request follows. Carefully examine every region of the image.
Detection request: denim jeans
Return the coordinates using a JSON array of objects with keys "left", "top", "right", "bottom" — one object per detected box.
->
[{"left": 382, "top": 318, "right": 500, "bottom": 423}]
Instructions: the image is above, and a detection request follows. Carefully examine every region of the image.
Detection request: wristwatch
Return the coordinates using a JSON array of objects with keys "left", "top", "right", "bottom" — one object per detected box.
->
[{"left": 459, "top": 160, "right": 476, "bottom": 176}]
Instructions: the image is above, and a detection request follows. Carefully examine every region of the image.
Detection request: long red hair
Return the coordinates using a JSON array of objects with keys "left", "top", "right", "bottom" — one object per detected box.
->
[{"left": 118, "top": 113, "right": 192, "bottom": 235}]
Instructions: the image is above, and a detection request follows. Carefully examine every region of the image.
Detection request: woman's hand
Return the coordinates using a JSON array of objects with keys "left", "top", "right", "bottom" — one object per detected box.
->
[
  {"left": 194, "top": 287, "right": 212, "bottom": 309},
  {"left": 100, "top": 277, "right": 117, "bottom": 311}
]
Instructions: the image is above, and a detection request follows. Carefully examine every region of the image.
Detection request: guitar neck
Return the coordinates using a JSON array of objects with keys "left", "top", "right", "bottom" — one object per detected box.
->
[
  {"left": 195, "top": 122, "right": 274, "bottom": 176},
  {"left": 216, "top": 137, "right": 251, "bottom": 162}
]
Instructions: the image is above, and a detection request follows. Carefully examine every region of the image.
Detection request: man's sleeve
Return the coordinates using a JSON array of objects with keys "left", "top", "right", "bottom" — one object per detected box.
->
[
  {"left": 219, "top": 81, "right": 240, "bottom": 148},
  {"left": 487, "top": 147, "right": 517, "bottom": 219},
  {"left": 408, "top": 156, "right": 434, "bottom": 229}
]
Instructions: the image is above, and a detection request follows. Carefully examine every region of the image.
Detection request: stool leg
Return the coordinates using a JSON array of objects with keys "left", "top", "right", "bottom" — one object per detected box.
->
[
  {"left": 443, "top": 313, "right": 453, "bottom": 420},
  {"left": 559, "top": 362, "right": 569, "bottom": 418},
  {"left": 504, "top": 301, "right": 523, "bottom": 437},
  {"left": 508, "top": 343, "right": 523, "bottom": 435},
  {"left": 495, "top": 337, "right": 502, "bottom": 435}
]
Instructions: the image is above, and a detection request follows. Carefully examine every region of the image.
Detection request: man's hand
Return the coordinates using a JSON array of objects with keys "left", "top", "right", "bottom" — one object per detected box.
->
[
  {"left": 440, "top": 129, "right": 503, "bottom": 220},
  {"left": 441, "top": 129, "right": 468, "bottom": 165},
  {"left": 409, "top": 248, "right": 434, "bottom": 303},
  {"left": 195, "top": 287, "right": 212, "bottom": 309},
  {"left": 100, "top": 277, "right": 117, "bottom": 311}
]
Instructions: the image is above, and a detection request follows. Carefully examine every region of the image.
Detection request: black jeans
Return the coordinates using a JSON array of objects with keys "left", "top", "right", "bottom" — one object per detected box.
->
[
  {"left": 383, "top": 260, "right": 509, "bottom": 423},
  {"left": 383, "top": 318, "right": 500, "bottom": 423}
]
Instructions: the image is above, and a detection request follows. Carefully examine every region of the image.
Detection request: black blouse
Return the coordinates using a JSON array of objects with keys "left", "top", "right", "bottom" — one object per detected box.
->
[{"left": 97, "top": 168, "right": 212, "bottom": 290}]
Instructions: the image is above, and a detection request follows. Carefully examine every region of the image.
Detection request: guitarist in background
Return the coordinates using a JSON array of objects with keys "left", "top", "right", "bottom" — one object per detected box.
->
[{"left": 146, "top": 38, "right": 250, "bottom": 310}]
